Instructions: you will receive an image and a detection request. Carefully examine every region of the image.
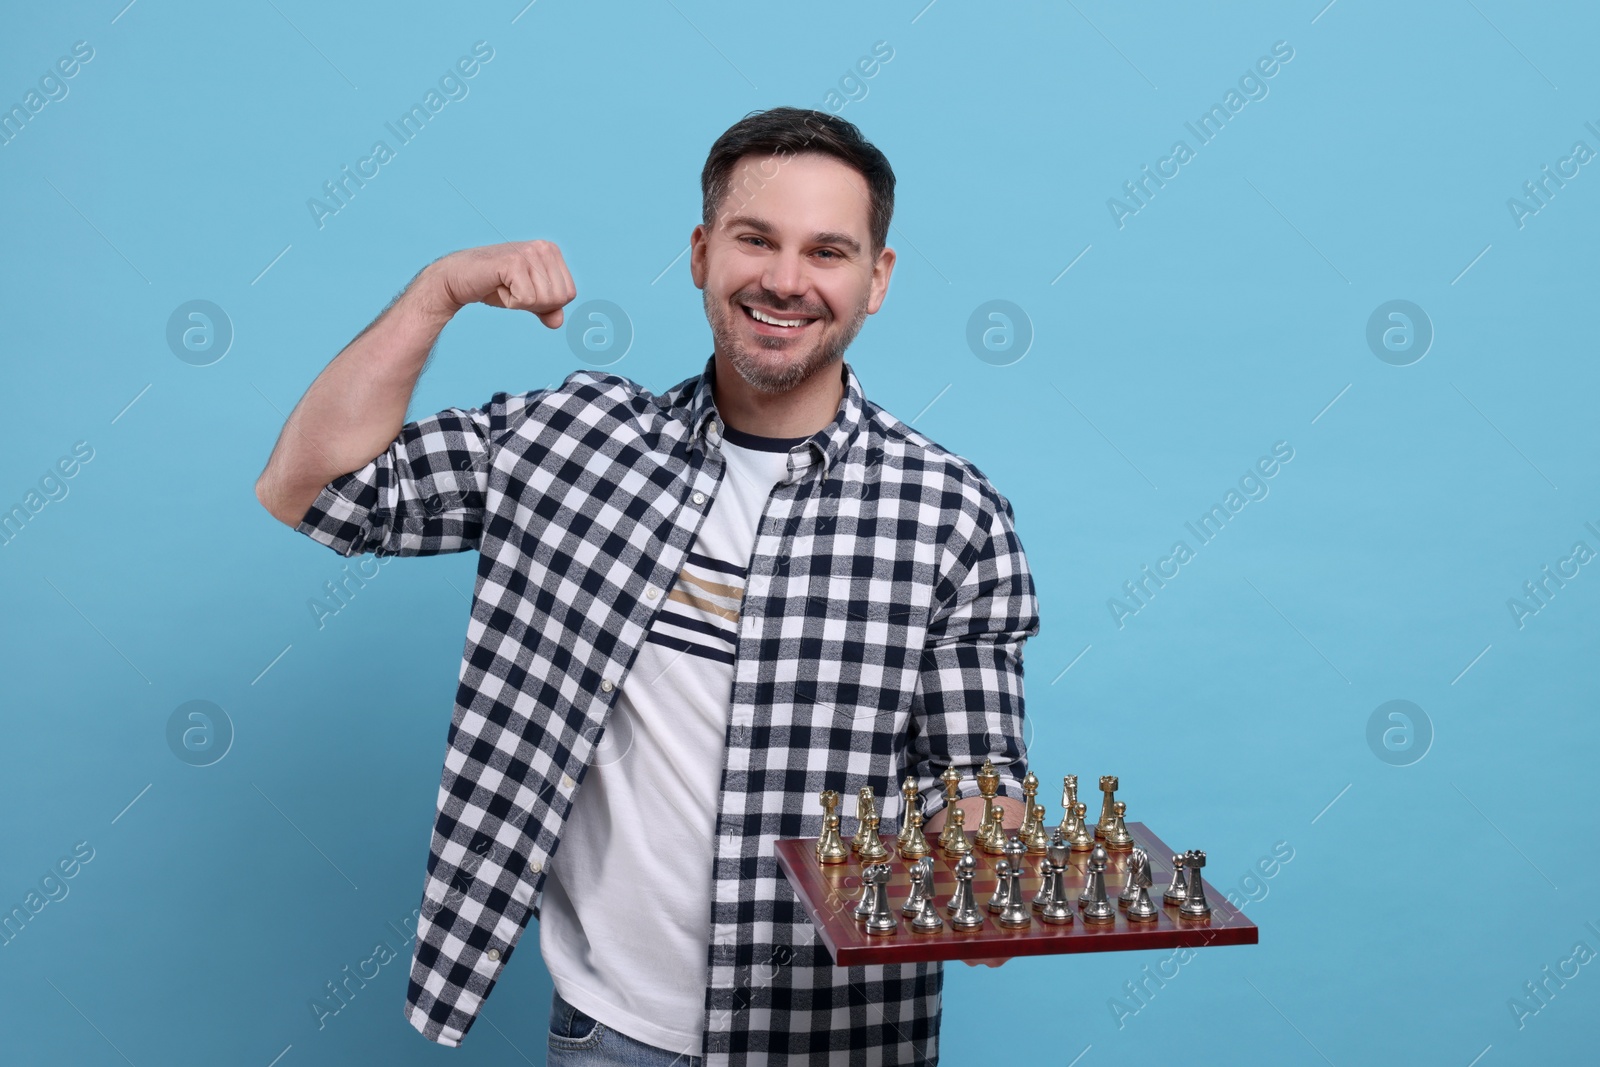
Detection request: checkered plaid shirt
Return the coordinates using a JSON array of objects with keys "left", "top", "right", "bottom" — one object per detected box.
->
[{"left": 293, "top": 354, "right": 1040, "bottom": 1064}]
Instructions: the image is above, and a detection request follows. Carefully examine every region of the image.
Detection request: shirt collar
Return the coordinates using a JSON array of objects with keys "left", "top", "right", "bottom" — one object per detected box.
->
[{"left": 687, "top": 354, "right": 866, "bottom": 478}]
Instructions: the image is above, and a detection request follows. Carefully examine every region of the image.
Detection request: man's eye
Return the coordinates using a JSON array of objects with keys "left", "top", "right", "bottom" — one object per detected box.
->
[
  {"left": 741, "top": 236, "right": 767, "bottom": 247},
  {"left": 815, "top": 249, "right": 840, "bottom": 260}
]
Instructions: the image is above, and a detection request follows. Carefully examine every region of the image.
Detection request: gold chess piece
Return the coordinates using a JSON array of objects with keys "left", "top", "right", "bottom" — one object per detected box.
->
[
  {"left": 856, "top": 809, "right": 890, "bottom": 862},
  {"left": 1104, "top": 799, "right": 1134, "bottom": 851},
  {"left": 1066, "top": 800, "right": 1094, "bottom": 852},
  {"left": 853, "top": 786, "right": 878, "bottom": 854},
  {"left": 1095, "top": 775, "right": 1119, "bottom": 840},
  {"left": 940, "top": 764, "right": 962, "bottom": 807},
  {"left": 976, "top": 760, "right": 1006, "bottom": 853},
  {"left": 816, "top": 790, "right": 849, "bottom": 865},
  {"left": 900, "top": 796, "right": 931, "bottom": 860},
  {"left": 940, "top": 805, "right": 972, "bottom": 857},
  {"left": 1056, "top": 775, "right": 1080, "bottom": 840},
  {"left": 896, "top": 776, "right": 919, "bottom": 849},
  {"left": 979, "top": 802, "right": 1007, "bottom": 855},
  {"left": 1017, "top": 771, "right": 1040, "bottom": 841},
  {"left": 1024, "top": 802, "right": 1051, "bottom": 854}
]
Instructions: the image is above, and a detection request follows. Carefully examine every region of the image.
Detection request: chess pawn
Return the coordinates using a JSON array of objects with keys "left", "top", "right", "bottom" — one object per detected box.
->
[
  {"left": 1081, "top": 845, "right": 1116, "bottom": 925},
  {"left": 978, "top": 802, "right": 1007, "bottom": 855},
  {"left": 1104, "top": 800, "right": 1134, "bottom": 852},
  {"left": 853, "top": 867, "right": 876, "bottom": 920},
  {"left": 1163, "top": 853, "right": 1188, "bottom": 906},
  {"left": 940, "top": 805, "right": 972, "bottom": 858},
  {"left": 1179, "top": 850, "right": 1212, "bottom": 920},
  {"left": 902, "top": 857, "right": 934, "bottom": 917},
  {"left": 1056, "top": 774, "right": 1080, "bottom": 841},
  {"left": 1024, "top": 803, "right": 1051, "bottom": 855},
  {"left": 997, "top": 836, "right": 1028, "bottom": 915},
  {"left": 1039, "top": 840, "right": 1075, "bottom": 926},
  {"left": 855, "top": 811, "right": 890, "bottom": 863},
  {"left": 1126, "top": 882, "right": 1159, "bottom": 923},
  {"left": 1119, "top": 848, "right": 1151, "bottom": 907},
  {"left": 900, "top": 797, "right": 932, "bottom": 861},
  {"left": 1095, "top": 775, "right": 1119, "bottom": 840},
  {"left": 864, "top": 864, "right": 898, "bottom": 936},
  {"left": 998, "top": 860, "right": 1031, "bottom": 928},
  {"left": 896, "top": 776, "right": 919, "bottom": 849},
  {"left": 1066, "top": 801, "right": 1094, "bottom": 852},
  {"left": 1032, "top": 835, "right": 1062, "bottom": 912},
  {"left": 853, "top": 787, "right": 878, "bottom": 854},
  {"left": 816, "top": 790, "right": 849, "bottom": 865},
  {"left": 987, "top": 860, "right": 1013, "bottom": 913},
  {"left": 948, "top": 853, "right": 984, "bottom": 930}
]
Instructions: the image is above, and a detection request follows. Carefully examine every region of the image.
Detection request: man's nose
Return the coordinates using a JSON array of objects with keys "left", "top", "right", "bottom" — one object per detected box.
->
[{"left": 762, "top": 249, "right": 808, "bottom": 300}]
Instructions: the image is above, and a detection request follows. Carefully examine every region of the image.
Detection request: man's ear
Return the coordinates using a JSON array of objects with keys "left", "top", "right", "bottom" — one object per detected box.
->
[
  {"left": 866, "top": 246, "right": 896, "bottom": 314},
  {"left": 689, "top": 223, "right": 708, "bottom": 289}
]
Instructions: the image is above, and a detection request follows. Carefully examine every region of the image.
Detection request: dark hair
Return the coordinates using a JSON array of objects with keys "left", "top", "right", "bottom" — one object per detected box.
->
[{"left": 700, "top": 107, "right": 895, "bottom": 257}]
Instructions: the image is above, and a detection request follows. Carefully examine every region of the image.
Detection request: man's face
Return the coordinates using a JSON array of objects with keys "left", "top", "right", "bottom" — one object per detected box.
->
[{"left": 690, "top": 151, "right": 895, "bottom": 395}]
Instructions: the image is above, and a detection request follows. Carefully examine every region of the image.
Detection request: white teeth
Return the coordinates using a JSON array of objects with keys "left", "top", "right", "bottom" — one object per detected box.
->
[{"left": 747, "top": 306, "right": 810, "bottom": 328}]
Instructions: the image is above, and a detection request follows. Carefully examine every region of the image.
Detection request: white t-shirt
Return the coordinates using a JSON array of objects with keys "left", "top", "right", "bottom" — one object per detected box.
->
[{"left": 539, "top": 428, "right": 802, "bottom": 1052}]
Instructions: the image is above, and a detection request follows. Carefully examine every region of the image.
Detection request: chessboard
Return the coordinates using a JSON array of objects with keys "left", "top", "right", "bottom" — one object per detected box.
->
[{"left": 775, "top": 821, "right": 1258, "bottom": 967}]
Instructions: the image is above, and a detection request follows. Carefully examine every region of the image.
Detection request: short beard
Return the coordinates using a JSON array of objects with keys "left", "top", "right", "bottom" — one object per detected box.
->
[{"left": 705, "top": 288, "right": 870, "bottom": 395}]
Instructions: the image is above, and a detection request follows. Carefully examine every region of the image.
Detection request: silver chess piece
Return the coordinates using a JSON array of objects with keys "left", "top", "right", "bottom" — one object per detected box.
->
[
  {"left": 1039, "top": 839, "right": 1074, "bottom": 925},
  {"left": 1163, "top": 853, "right": 1188, "bottom": 906},
  {"left": 1081, "top": 844, "right": 1116, "bottom": 924},
  {"left": 1033, "top": 833, "right": 1063, "bottom": 911},
  {"left": 1178, "top": 850, "right": 1211, "bottom": 920},
  {"left": 864, "top": 863, "right": 898, "bottom": 935},
  {"left": 1126, "top": 881, "right": 1159, "bottom": 923},
  {"left": 998, "top": 857, "right": 1031, "bottom": 928},
  {"left": 901, "top": 857, "right": 935, "bottom": 918},
  {"left": 912, "top": 888, "right": 946, "bottom": 933},
  {"left": 1119, "top": 847, "right": 1152, "bottom": 908},
  {"left": 987, "top": 860, "right": 1013, "bottom": 913},
  {"left": 948, "top": 855, "right": 984, "bottom": 931},
  {"left": 853, "top": 866, "right": 876, "bottom": 921}
]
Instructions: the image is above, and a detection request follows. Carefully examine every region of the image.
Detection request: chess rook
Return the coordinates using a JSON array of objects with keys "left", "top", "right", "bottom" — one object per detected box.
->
[
  {"left": 1095, "top": 775, "right": 1119, "bottom": 841},
  {"left": 1178, "top": 850, "right": 1212, "bottom": 920}
]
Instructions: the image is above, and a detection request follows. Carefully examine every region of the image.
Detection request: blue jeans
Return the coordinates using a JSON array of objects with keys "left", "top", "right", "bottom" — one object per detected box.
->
[{"left": 547, "top": 988, "right": 703, "bottom": 1066}]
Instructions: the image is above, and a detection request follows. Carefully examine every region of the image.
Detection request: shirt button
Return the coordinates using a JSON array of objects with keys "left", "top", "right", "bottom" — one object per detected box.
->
[
  {"left": 561, "top": 774, "right": 575, "bottom": 790},
  {"left": 601, "top": 679, "right": 614, "bottom": 692},
  {"left": 645, "top": 586, "right": 659, "bottom": 600},
  {"left": 692, "top": 491, "right": 707, "bottom": 505},
  {"left": 487, "top": 948, "right": 501, "bottom": 962},
  {"left": 531, "top": 861, "right": 543, "bottom": 874}
]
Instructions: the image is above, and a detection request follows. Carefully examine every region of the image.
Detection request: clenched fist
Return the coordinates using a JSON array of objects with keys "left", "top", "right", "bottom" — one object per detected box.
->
[{"left": 432, "top": 240, "right": 576, "bottom": 328}]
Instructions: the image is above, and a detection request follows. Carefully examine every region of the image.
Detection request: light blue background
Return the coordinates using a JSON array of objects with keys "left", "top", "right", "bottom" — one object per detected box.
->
[{"left": 2, "top": 1, "right": 1596, "bottom": 1063}]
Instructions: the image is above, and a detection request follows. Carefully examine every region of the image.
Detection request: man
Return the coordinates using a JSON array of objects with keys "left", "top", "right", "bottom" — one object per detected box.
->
[{"left": 256, "top": 106, "right": 1039, "bottom": 1065}]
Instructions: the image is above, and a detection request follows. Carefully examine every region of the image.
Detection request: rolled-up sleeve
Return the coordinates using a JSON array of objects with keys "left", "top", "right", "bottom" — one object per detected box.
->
[
  {"left": 907, "top": 492, "right": 1041, "bottom": 819},
  {"left": 294, "top": 390, "right": 538, "bottom": 558}
]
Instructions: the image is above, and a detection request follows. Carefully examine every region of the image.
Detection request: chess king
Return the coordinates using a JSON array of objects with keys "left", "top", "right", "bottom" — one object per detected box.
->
[{"left": 256, "top": 104, "right": 1040, "bottom": 1063}]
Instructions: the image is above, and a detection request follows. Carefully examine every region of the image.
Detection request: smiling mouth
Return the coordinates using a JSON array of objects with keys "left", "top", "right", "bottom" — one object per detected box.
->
[{"left": 742, "top": 304, "right": 818, "bottom": 331}]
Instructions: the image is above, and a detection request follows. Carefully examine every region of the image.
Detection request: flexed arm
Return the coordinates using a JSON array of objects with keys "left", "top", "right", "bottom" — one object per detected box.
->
[{"left": 254, "top": 241, "right": 576, "bottom": 528}]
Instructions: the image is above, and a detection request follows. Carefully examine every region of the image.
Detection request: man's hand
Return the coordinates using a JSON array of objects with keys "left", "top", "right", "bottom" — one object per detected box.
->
[{"left": 432, "top": 240, "right": 577, "bottom": 328}]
